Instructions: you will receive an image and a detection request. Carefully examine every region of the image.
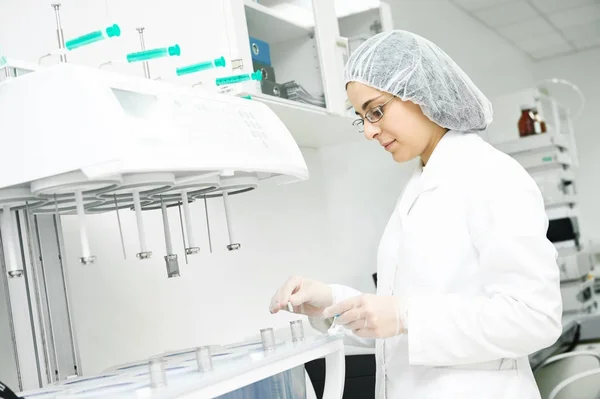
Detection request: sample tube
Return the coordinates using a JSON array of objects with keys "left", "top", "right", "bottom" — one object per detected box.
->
[
  {"left": 127, "top": 45, "right": 181, "bottom": 63},
  {"left": 65, "top": 24, "right": 121, "bottom": 51},
  {"left": 290, "top": 320, "right": 304, "bottom": 343},
  {"left": 215, "top": 70, "right": 262, "bottom": 86},
  {"left": 195, "top": 346, "right": 213, "bottom": 372},
  {"left": 176, "top": 56, "right": 226, "bottom": 76},
  {"left": 148, "top": 356, "right": 167, "bottom": 389},
  {"left": 260, "top": 328, "right": 276, "bottom": 352}
]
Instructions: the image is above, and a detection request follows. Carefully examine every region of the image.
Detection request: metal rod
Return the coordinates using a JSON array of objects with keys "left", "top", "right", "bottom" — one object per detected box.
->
[
  {"left": 1, "top": 206, "right": 23, "bottom": 277},
  {"left": 113, "top": 195, "right": 127, "bottom": 260},
  {"left": 160, "top": 196, "right": 174, "bottom": 255},
  {"left": 136, "top": 27, "right": 151, "bottom": 79},
  {"left": 222, "top": 192, "right": 240, "bottom": 251},
  {"left": 51, "top": 4, "right": 67, "bottom": 63},
  {"left": 132, "top": 190, "right": 151, "bottom": 259},
  {"left": 74, "top": 191, "right": 94, "bottom": 264},
  {"left": 0, "top": 220, "right": 24, "bottom": 390},
  {"left": 52, "top": 214, "right": 80, "bottom": 376},
  {"left": 33, "top": 216, "right": 60, "bottom": 382},
  {"left": 181, "top": 191, "right": 199, "bottom": 255},
  {"left": 203, "top": 196, "right": 212, "bottom": 253},
  {"left": 177, "top": 202, "right": 188, "bottom": 265},
  {"left": 21, "top": 205, "right": 46, "bottom": 386}
]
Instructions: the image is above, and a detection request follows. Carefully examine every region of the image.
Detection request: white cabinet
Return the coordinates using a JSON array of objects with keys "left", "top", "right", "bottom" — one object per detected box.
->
[{"left": 0, "top": 0, "right": 393, "bottom": 148}]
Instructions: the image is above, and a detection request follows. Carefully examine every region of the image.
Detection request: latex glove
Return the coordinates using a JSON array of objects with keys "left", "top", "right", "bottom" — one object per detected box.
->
[
  {"left": 323, "top": 294, "right": 406, "bottom": 338},
  {"left": 269, "top": 276, "right": 333, "bottom": 317}
]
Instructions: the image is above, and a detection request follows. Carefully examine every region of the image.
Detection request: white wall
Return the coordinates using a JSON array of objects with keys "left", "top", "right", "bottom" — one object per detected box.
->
[
  {"left": 388, "top": 0, "right": 535, "bottom": 99},
  {"left": 533, "top": 48, "right": 600, "bottom": 244}
]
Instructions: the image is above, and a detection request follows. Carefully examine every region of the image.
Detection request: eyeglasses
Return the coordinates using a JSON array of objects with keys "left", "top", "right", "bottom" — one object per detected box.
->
[{"left": 352, "top": 96, "right": 395, "bottom": 132}]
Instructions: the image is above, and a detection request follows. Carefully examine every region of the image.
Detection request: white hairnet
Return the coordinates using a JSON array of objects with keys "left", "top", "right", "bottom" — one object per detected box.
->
[{"left": 344, "top": 30, "right": 493, "bottom": 132}]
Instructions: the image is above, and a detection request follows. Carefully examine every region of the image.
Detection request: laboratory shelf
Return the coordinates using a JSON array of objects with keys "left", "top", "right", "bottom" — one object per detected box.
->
[
  {"left": 20, "top": 334, "right": 345, "bottom": 399},
  {"left": 248, "top": 92, "right": 360, "bottom": 148},
  {"left": 520, "top": 152, "right": 572, "bottom": 173},
  {"left": 545, "top": 194, "right": 577, "bottom": 209},
  {"left": 493, "top": 133, "right": 570, "bottom": 155},
  {"left": 244, "top": 0, "right": 314, "bottom": 44},
  {"left": 546, "top": 205, "right": 579, "bottom": 220}
]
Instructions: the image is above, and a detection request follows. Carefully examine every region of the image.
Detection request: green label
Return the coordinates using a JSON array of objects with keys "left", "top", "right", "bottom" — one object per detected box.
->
[{"left": 542, "top": 156, "right": 553, "bottom": 162}]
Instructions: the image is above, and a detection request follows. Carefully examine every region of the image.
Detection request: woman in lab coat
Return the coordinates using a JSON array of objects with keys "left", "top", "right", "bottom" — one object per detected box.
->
[{"left": 269, "top": 30, "right": 562, "bottom": 399}]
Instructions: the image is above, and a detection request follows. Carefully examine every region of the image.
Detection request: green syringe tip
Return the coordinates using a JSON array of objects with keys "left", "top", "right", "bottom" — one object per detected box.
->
[
  {"left": 214, "top": 56, "right": 226, "bottom": 68},
  {"left": 168, "top": 44, "right": 181, "bottom": 57},
  {"left": 251, "top": 70, "right": 263, "bottom": 81},
  {"left": 106, "top": 24, "right": 121, "bottom": 38},
  {"left": 240, "top": 95, "right": 252, "bottom": 100}
]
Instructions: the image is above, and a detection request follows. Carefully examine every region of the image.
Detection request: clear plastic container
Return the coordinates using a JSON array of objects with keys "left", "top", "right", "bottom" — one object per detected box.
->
[{"left": 215, "top": 365, "right": 306, "bottom": 399}]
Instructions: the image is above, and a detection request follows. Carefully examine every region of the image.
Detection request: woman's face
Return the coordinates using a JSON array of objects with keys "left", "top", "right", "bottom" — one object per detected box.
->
[{"left": 347, "top": 82, "right": 445, "bottom": 164}]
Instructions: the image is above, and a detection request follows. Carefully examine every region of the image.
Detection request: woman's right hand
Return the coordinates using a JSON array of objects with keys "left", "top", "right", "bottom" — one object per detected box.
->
[{"left": 269, "top": 276, "right": 333, "bottom": 317}]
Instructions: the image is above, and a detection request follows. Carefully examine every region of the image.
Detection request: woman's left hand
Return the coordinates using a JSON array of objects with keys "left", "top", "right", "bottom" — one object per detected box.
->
[{"left": 323, "top": 294, "right": 406, "bottom": 338}]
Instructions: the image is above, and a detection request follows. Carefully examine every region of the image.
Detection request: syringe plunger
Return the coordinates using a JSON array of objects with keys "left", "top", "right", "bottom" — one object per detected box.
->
[
  {"left": 176, "top": 56, "right": 226, "bottom": 76},
  {"left": 127, "top": 45, "right": 181, "bottom": 63},
  {"left": 215, "top": 70, "right": 262, "bottom": 86}
]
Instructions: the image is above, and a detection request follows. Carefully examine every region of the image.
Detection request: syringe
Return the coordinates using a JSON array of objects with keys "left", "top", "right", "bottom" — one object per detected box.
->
[
  {"left": 65, "top": 24, "right": 121, "bottom": 51},
  {"left": 215, "top": 70, "right": 262, "bottom": 86},
  {"left": 39, "top": 24, "right": 121, "bottom": 64},
  {"left": 127, "top": 44, "right": 181, "bottom": 63},
  {"left": 176, "top": 56, "right": 226, "bottom": 76}
]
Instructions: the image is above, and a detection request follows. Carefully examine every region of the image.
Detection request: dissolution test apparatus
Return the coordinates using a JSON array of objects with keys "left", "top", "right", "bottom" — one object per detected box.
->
[
  {"left": 0, "top": 6, "right": 346, "bottom": 397},
  {"left": 0, "top": 58, "right": 346, "bottom": 398}
]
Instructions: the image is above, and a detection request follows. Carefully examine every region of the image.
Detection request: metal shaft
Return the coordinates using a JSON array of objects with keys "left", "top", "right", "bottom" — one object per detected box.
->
[
  {"left": 74, "top": 191, "right": 94, "bottom": 264},
  {"left": 181, "top": 191, "right": 199, "bottom": 255},
  {"left": 51, "top": 4, "right": 67, "bottom": 63},
  {"left": 1, "top": 206, "right": 23, "bottom": 277},
  {"left": 203, "top": 196, "right": 212, "bottom": 253},
  {"left": 177, "top": 203, "right": 188, "bottom": 265},
  {"left": 132, "top": 190, "right": 151, "bottom": 259},
  {"left": 181, "top": 191, "right": 195, "bottom": 248},
  {"left": 160, "top": 197, "right": 174, "bottom": 255},
  {"left": 113, "top": 195, "right": 126, "bottom": 260},
  {"left": 0, "top": 223, "right": 23, "bottom": 389},
  {"left": 52, "top": 214, "right": 80, "bottom": 376},
  {"left": 222, "top": 192, "right": 240, "bottom": 251},
  {"left": 136, "top": 27, "right": 151, "bottom": 79},
  {"left": 23, "top": 205, "right": 50, "bottom": 385},
  {"left": 33, "top": 216, "right": 60, "bottom": 382}
]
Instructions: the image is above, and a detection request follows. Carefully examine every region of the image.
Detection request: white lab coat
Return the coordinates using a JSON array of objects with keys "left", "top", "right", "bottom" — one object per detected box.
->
[{"left": 313, "top": 131, "right": 563, "bottom": 399}]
